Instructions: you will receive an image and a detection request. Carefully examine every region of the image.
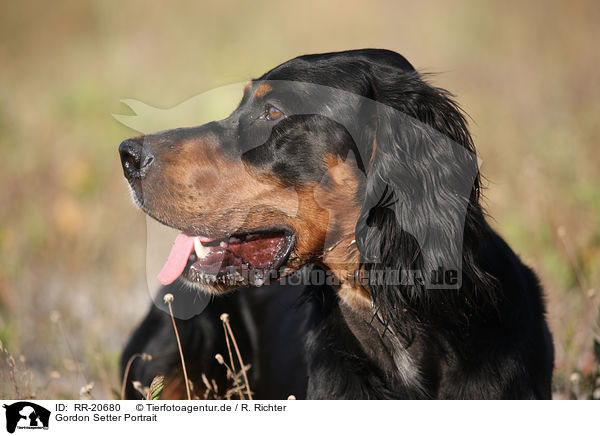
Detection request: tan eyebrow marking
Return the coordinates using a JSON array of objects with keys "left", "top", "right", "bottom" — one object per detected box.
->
[{"left": 254, "top": 83, "right": 273, "bottom": 99}]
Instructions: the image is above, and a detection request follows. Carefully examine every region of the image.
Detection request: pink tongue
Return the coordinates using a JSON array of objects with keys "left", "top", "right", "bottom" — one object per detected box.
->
[{"left": 157, "top": 233, "right": 195, "bottom": 285}]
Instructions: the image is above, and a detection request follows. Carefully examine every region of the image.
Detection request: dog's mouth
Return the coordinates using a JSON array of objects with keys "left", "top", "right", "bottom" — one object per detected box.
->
[{"left": 157, "top": 227, "right": 295, "bottom": 289}]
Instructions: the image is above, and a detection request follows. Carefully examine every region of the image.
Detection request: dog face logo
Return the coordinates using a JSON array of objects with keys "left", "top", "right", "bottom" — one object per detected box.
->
[{"left": 2, "top": 402, "right": 50, "bottom": 433}]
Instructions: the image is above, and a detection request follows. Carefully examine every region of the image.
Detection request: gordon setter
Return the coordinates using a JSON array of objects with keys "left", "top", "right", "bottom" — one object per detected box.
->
[{"left": 119, "top": 49, "right": 554, "bottom": 399}]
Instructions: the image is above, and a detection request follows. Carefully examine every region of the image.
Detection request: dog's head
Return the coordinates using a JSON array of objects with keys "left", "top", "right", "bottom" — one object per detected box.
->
[{"left": 119, "top": 49, "right": 482, "bottom": 308}]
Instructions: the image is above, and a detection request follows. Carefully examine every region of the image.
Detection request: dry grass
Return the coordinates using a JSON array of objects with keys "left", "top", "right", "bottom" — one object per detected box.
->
[
  {"left": 118, "top": 311, "right": 253, "bottom": 401},
  {"left": 0, "top": 0, "right": 598, "bottom": 399},
  {"left": 220, "top": 313, "right": 253, "bottom": 400},
  {"left": 163, "top": 293, "right": 191, "bottom": 400}
]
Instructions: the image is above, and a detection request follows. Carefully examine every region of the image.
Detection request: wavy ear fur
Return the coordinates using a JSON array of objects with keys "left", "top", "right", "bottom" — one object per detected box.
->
[{"left": 355, "top": 69, "right": 496, "bottom": 339}]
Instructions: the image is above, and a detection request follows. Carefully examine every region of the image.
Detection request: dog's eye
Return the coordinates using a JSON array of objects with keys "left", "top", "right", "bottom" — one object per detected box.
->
[{"left": 265, "top": 105, "right": 283, "bottom": 121}]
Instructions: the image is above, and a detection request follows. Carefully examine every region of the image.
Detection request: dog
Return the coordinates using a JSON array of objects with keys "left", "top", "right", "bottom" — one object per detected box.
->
[{"left": 119, "top": 48, "right": 554, "bottom": 399}]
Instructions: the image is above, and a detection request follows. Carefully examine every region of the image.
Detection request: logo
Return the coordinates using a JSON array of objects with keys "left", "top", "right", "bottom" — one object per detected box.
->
[{"left": 3, "top": 402, "right": 50, "bottom": 433}]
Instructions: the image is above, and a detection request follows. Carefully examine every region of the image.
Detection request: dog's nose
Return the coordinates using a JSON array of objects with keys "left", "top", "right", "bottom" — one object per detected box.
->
[{"left": 119, "top": 138, "right": 155, "bottom": 180}]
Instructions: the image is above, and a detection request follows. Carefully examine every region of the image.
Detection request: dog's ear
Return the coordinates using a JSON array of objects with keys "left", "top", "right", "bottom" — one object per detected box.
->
[{"left": 355, "top": 74, "right": 482, "bottom": 297}]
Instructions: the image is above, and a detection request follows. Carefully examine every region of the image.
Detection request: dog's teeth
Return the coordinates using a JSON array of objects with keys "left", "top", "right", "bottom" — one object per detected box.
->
[
  {"left": 220, "top": 241, "right": 228, "bottom": 248},
  {"left": 194, "top": 237, "right": 211, "bottom": 259}
]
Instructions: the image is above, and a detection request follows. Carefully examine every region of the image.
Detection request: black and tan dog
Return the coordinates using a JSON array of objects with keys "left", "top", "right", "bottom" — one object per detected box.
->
[{"left": 119, "top": 49, "right": 553, "bottom": 399}]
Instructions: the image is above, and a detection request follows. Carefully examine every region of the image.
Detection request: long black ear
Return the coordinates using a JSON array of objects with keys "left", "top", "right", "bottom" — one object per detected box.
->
[{"left": 355, "top": 71, "right": 489, "bottom": 316}]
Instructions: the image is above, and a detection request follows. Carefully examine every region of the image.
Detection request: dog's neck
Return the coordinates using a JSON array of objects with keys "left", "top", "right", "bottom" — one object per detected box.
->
[
  {"left": 322, "top": 236, "right": 373, "bottom": 311},
  {"left": 348, "top": 302, "right": 426, "bottom": 391},
  {"left": 307, "top": 286, "right": 428, "bottom": 399}
]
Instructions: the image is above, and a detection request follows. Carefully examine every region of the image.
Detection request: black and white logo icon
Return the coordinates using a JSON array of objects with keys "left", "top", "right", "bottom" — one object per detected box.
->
[{"left": 3, "top": 402, "right": 50, "bottom": 433}]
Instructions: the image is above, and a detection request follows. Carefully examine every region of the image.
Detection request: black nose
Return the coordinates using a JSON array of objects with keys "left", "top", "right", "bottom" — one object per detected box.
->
[{"left": 119, "top": 138, "right": 155, "bottom": 180}]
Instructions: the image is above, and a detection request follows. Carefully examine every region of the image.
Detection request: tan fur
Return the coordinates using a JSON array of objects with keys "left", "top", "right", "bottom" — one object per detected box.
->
[
  {"left": 317, "top": 154, "right": 371, "bottom": 309},
  {"left": 160, "top": 373, "right": 188, "bottom": 400},
  {"left": 254, "top": 83, "right": 272, "bottom": 99}
]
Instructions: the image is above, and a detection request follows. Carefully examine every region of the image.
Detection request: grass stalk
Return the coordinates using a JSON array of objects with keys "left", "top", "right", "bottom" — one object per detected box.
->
[
  {"left": 220, "top": 313, "right": 253, "bottom": 400},
  {"left": 164, "top": 293, "right": 191, "bottom": 400}
]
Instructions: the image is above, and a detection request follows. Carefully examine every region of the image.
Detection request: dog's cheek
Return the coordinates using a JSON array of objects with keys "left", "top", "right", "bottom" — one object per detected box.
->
[{"left": 313, "top": 156, "right": 364, "bottom": 257}]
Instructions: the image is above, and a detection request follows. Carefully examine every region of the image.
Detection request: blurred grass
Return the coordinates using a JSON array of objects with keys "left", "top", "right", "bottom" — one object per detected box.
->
[{"left": 0, "top": 0, "right": 598, "bottom": 399}]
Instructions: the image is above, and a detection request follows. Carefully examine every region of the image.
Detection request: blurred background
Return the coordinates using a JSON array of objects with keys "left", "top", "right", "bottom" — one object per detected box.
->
[{"left": 0, "top": 0, "right": 598, "bottom": 399}]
